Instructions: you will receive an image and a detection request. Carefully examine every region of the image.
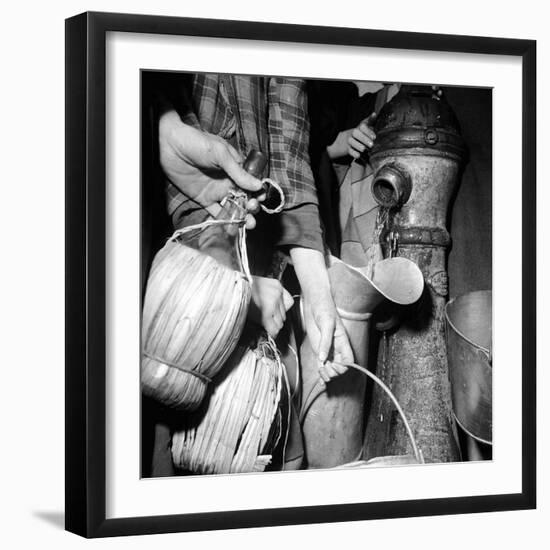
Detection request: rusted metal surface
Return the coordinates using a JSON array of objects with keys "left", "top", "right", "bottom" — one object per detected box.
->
[
  {"left": 364, "top": 86, "right": 465, "bottom": 463},
  {"left": 371, "top": 162, "right": 412, "bottom": 208},
  {"left": 371, "top": 86, "right": 466, "bottom": 161},
  {"left": 445, "top": 290, "right": 492, "bottom": 445}
]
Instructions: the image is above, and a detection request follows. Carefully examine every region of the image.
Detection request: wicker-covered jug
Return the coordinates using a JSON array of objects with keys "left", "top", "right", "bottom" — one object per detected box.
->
[
  {"left": 141, "top": 193, "right": 253, "bottom": 410},
  {"left": 141, "top": 151, "right": 272, "bottom": 410},
  {"left": 171, "top": 335, "right": 284, "bottom": 474}
]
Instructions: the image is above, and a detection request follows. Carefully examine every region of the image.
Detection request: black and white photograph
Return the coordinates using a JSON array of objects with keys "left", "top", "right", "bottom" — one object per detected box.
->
[
  {"left": 60, "top": 10, "right": 536, "bottom": 539},
  {"left": 139, "top": 73, "right": 493, "bottom": 477},
  {"left": 1, "top": 0, "right": 544, "bottom": 546}
]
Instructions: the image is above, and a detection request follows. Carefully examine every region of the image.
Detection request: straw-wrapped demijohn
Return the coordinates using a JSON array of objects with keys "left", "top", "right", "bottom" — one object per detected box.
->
[
  {"left": 171, "top": 336, "right": 284, "bottom": 474},
  {"left": 142, "top": 180, "right": 255, "bottom": 412},
  {"left": 141, "top": 232, "right": 252, "bottom": 410},
  {"left": 141, "top": 150, "right": 278, "bottom": 411}
]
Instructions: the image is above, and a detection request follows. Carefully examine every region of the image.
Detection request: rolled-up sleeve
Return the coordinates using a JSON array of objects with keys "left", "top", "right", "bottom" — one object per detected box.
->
[{"left": 268, "top": 78, "right": 324, "bottom": 252}]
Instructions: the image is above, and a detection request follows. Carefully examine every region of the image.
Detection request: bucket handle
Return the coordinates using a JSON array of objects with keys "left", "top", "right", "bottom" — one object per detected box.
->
[{"left": 299, "top": 361, "right": 424, "bottom": 464}]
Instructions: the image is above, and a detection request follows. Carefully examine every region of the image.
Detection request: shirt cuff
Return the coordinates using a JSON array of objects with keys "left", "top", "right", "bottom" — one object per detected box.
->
[{"left": 277, "top": 203, "right": 325, "bottom": 253}]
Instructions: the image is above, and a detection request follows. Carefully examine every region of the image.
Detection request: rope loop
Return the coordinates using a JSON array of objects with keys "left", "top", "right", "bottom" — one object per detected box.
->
[
  {"left": 168, "top": 215, "right": 252, "bottom": 284},
  {"left": 260, "top": 178, "right": 286, "bottom": 214},
  {"left": 169, "top": 218, "right": 245, "bottom": 242}
]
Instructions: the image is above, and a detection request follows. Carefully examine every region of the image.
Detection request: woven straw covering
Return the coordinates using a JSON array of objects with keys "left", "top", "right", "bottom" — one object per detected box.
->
[
  {"left": 141, "top": 239, "right": 251, "bottom": 410},
  {"left": 171, "top": 337, "right": 283, "bottom": 474}
]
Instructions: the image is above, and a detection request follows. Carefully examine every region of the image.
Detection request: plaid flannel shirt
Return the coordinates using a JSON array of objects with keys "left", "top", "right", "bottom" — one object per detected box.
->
[{"left": 165, "top": 74, "right": 323, "bottom": 253}]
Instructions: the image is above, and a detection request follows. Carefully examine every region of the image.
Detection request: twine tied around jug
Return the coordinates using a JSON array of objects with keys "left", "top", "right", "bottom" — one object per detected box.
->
[{"left": 141, "top": 150, "right": 286, "bottom": 411}]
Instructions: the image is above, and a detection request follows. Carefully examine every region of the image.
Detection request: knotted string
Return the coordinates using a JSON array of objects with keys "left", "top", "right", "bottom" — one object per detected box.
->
[
  {"left": 169, "top": 217, "right": 252, "bottom": 284},
  {"left": 168, "top": 181, "right": 285, "bottom": 285},
  {"left": 256, "top": 334, "right": 292, "bottom": 468}
]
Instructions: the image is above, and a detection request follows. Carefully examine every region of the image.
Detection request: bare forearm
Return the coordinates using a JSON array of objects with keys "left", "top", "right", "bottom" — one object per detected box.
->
[
  {"left": 289, "top": 247, "right": 330, "bottom": 300},
  {"left": 290, "top": 246, "right": 353, "bottom": 377}
]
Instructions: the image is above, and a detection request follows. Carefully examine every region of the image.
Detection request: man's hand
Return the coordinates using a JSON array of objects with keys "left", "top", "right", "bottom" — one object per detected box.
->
[
  {"left": 290, "top": 248, "right": 354, "bottom": 383},
  {"left": 249, "top": 276, "right": 294, "bottom": 338},
  {"left": 159, "top": 110, "right": 264, "bottom": 228},
  {"left": 326, "top": 112, "right": 377, "bottom": 161}
]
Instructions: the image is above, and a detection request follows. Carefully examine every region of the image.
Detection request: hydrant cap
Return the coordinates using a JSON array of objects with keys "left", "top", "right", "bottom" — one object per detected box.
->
[{"left": 372, "top": 85, "right": 466, "bottom": 159}]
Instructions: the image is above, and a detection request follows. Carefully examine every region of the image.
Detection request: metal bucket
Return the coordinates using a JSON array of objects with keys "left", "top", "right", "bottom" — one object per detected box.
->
[{"left": 445, "top": 290, "right": 492, "bottom": 445}]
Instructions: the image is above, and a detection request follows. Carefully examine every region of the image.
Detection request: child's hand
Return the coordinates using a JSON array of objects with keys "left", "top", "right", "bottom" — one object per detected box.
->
[
  {"left": 290, "top": 247, "right": 354, "bottom": 383},
  {"left": 346, "top": 112, "right": 377, "bottom": 159},
  {"left": 301, "top": 290, "right": 354, "bottom": 383},
  {"left": 248, "top": 276, "right": 294, "bottom": 338},
  {"left": 326, "top": 112, "right": 377, "bottom": 161}
]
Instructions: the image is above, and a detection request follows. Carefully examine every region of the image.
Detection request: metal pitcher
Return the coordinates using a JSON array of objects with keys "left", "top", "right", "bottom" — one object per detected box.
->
[{"left": 300, "top": 255, "right": 424, "bottom": 468}]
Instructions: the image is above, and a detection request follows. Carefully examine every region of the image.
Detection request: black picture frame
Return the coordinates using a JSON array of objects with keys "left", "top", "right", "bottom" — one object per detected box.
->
[{"left": 65, "top": 11, "right": 536, "bottom": 538}]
